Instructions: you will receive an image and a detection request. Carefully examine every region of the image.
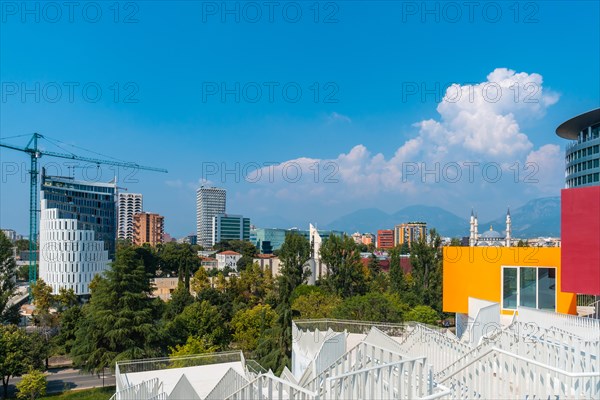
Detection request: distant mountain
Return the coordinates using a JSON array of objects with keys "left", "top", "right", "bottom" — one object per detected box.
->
[
  {"left": 324, "top": 197, "right": 561, "bottom": 239},
  {"left": 483, "top": 197, "right": 560, "bottom": 238},
  {"left": 324, "top": 205, "right": 468, "bottom": 237}
]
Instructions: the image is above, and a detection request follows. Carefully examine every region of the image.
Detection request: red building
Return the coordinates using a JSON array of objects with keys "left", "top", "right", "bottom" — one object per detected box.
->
[{"left": 377, "top": 229, "right": 394, "bottom": 249}]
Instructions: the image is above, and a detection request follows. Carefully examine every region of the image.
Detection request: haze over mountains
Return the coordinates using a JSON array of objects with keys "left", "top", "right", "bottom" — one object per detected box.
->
[{"left": 323, "top": 197, "right": 561, "bottom": 238}]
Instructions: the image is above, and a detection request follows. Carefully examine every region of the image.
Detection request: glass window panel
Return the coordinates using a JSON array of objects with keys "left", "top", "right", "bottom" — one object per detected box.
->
[
  {"left": 538, "top": 268, "right": 556, "bottom": 311},
  {"left": 503, "top": 268, "right": 518, "bottom": 309},
  {"left": 520, "top": 267, "right": 537, "bottom": 308}
]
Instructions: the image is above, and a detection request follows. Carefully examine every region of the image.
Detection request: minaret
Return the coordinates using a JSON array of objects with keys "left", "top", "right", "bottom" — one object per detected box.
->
[
  {"left": 469, "top": 209, "right": 475, "bottom": 246},
  {"left": 474, "top": 212, "right": 479, "bottom": 246},
  {"left": 505, "top": 207, "right": 511, "bottom": 247}
]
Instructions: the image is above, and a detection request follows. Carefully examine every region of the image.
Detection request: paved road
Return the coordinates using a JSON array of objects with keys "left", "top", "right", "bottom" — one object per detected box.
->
[{"left": 8, "top": 367, "right": 116, "bottom": 396}]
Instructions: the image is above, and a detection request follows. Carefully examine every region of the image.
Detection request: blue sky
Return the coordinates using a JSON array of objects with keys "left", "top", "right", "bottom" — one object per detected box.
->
[{"left": 1, "top": 1, "right": 599, "bottom": 237}]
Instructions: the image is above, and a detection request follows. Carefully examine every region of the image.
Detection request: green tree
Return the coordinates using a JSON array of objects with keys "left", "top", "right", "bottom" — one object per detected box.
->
[
  {"left": 14, "top": 239, "right": 30, "bottom": 253},
  {"left": 169, "top": 336, "right": 218, "bottom": 358},
  {"left": 71, "top": 247, "right": 161, "bottom": 373},
  {"left": 517, "top": 239, "right": 529, "bottom": 247},
  {"left": 16, "top": 369, "right": 46, "bottom": 400},
  {"left": 52, "top": 305, "right": 82, "bottom": 355},
  {"left": 0, "top": 231, "right": 19, "bottom": 324},
  {"left": 163, "top": 283, "right": 194, "bottom": 321},
  {"left": 450, "top": 238, "right": 462, "bottom": 246},
  {"left": 231, "top": 304, "right": 277, "bottom": 353},
  {"left": 0, "top": 325, "right": 43, "bottom": 398},
  {"left": 409, "top": 229, "right": 443, "bottom": 313},
  {"left": 333, "top": 292, "right": 408, "bottom": 323},
  {"left": 158, "top": 243, "right": 200, "bottom": 289},
  {"left": 389, "top": 246, "right": 407, "bottom": 295},
  {"left": 30, "top": 280, "right": 58, "bottom": 369},
  {"left": 367, "top": 254, "right": 381, "bottom": 275},
  {"left": 257, "top": 232, "right": 310, "bottom": 374},
  {"left": 405, "top": 305, "right": 439, "bottom": 326},
  {"left": 165, "top": 301, "right": 229, "bottom": 350},
  {"left": 291, "top": 291, "right": 341, "bottom": 319},
  {"left": 320, "top": 235, "right": 367, "bottom": 298},
  {"left": 399, "top": 242, "right": 410, "bottom": 255},
  {"left": 190, "top": 267, "right": 210, "bottom": 295}
]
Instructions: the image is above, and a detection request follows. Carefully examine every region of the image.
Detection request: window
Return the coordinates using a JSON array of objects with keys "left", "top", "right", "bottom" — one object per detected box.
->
[{"left": 502, "top": 266, "right": 556, "bottom": 311}]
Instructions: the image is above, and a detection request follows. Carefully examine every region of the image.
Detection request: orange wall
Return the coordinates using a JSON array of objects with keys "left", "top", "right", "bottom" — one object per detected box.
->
[{"left": 443, "top": 247, "right": 576, "bottom": 315}]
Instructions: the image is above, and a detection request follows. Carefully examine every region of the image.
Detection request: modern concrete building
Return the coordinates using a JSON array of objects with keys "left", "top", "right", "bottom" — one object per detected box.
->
[
  {"left": 117, "top": 193, "right": 142, "bottom": 241},
  {"left": 394, "top": 222, "right": 427, "bottom": 247},
  {"left": 196, "top": 187, "right": 226, "bottom": 249},
  {"left": 39, "top": 169, "right": 116, "bottom": 295},
  {"left": 133, "top": 212, "right": 164, "bottom": 246},
  {"left": 251, "top": 226, "right": 344, "bottom": 254},
  {"left": 556, "top": 108, "right": 600, "bottom": 298},
  {"left": 211, "top": 214, "right": 250, "bottom": 246}
]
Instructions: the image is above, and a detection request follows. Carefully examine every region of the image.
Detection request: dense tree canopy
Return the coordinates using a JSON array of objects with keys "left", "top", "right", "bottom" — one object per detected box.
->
[{"left": 0, "top": 231, "right": 19, "bottom": 324}]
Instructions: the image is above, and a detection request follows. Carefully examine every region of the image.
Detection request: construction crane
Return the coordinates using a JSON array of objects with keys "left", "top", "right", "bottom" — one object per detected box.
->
[{"left": 0, "top": 133, "right": 168, "bottom": 297}]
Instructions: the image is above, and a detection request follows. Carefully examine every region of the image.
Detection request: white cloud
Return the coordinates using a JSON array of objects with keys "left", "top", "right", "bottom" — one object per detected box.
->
[{"left": 326, "top": 112, "right": 352, "bottom": 124}]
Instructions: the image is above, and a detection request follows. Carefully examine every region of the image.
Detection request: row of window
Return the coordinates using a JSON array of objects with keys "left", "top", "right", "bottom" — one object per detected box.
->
[
  {"left": 566, "top": 159, "right": 600, "bottom": 175},
  {"left": 40, "top": 239, "right": 104, "bottom": 253},
  {"left": 567, "top": 173, "right": 600, "bottom": 187},
  {"left": 566, "top": 144, "right": 600, "bottom": 163},
  {"left": 41, "top": 248, "right": 107, "bottom": 262},
  {"left": 43, "top": 262, "right": 105, "bottom": 273}
]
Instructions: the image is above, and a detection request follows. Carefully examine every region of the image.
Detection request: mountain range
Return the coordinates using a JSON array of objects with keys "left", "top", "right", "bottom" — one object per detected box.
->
[{"left": 323, "top": 197, "right": 561, "bottom": 238}]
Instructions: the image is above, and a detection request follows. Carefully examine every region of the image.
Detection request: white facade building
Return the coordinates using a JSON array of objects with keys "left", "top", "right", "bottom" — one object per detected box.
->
[
  {"left": 117, "top": 193, "right": 143, "bottom": 241},
  {"left": 196, "top": 187, "right": 226, "bottom": 248},
  {"left": 39, "top": 200, "right": 111, "bottom": 295},
  {"left": 216, "top": 250, "right": 242, "bottom": 270}
]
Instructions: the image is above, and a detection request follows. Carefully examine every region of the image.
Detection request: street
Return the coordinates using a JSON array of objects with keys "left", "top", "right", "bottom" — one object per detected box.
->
[{"left": 8, "top": 367, "right": 115, "bottom": 396}]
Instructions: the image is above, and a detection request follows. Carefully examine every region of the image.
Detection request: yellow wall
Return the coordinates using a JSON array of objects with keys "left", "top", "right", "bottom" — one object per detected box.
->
[{"left": 443, "top": 247, "right": 576, "bottom": 315}]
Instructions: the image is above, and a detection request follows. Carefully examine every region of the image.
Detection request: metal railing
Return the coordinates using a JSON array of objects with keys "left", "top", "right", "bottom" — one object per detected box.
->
[{"left": 115, "top": 351, "right": 243, "bottom": 375}]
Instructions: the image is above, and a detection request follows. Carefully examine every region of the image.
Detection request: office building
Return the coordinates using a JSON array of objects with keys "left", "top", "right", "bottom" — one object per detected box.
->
[
  {"left": 39, "top": 169, "right": 116, "bottom": 295},
  {"left": 133, "top": 212, "right": 165, "bottom": 246},
  {"left": 376, "top": 229, "right": 394, "bottom": 249},
  {"left": 196, "top": 187, "right": 226, "bottom": 248},
  {"left": 117, "top": 193, "right": 143, "bottom": 241},
  {"left": 394, "top": 222, "right": 426, "bottom": 247},
  {"left": 211, "top": 214, "right": 250, "bottom": 246}
]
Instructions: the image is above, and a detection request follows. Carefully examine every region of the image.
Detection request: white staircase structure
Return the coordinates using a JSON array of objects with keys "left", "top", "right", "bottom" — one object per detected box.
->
[{"left": 112, "top": 301, "right": 600, "bottom": 399}]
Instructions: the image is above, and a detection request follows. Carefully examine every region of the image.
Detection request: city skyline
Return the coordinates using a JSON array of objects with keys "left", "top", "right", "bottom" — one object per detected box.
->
[{"left": 1, "top": 2, "right": 598, "bottom": 237}]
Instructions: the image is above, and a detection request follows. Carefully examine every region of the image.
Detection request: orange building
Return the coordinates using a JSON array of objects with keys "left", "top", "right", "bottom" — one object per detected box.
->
[
  {"left": 133, "top": 212, "right": 165, "bottom": 246},
  {"left": 377, "top": 229, "right": 394, "bottom": 249},
  {"left": 443, "top": 247, "right": 576, "bottom": 316}
]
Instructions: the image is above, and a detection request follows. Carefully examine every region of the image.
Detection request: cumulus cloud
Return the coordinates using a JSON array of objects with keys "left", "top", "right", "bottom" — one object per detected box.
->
[{"left": 327, "top": 112, "right": 352, "bottom": 124}]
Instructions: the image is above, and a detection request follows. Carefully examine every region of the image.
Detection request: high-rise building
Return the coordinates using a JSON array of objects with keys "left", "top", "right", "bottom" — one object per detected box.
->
[
  {"left": 117, "top": 193, "right": 143, "bottom": 241},
  {"left": 377, "top": 229, "right": 394, "bottom": 249},
  {"left": 212, "top": 214, "right": 250, "bottom": 246},
  {"left": 556, "top": 108, "right": 600, "bottom": 188},
  {"left": 39, "top": 169, "right": 116, "bottom": 295},
  {"left": 394, "top": 222, "right": 427, "bottom": 248},
  {"left": 133, "top": 212, "right": 165, "bottom": 246},
  {"left": 196, "top": 186, "right": 226, "bottom": 248}
]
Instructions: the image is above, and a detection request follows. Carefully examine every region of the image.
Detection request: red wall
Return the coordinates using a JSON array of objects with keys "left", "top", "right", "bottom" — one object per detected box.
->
[{"left": 561, "top": 186, "right": 600, "bottom": 295}]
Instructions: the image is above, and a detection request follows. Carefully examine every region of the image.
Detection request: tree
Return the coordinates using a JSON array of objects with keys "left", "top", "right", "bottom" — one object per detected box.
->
[
  {"left": 320, "top": 235, "right": 367, "bottom": 298},
  {"left": 409, "top": 229, "right": 443, "bottom": 313},
  {"left": 257, "top": 232, "right": 310, "bottom": 374},
  {"left": 399, "top": 242, "right": 410, "bottom": 255},
  {"left": 333, "top": 293, "right": 408, "bottom": 323},
  {"left": 0, "top": 231, "right": 19, "bottom": 324},
  {"left": 165, "top": 301, "right": 229, "bottom": 350},
  {"left": 71, "top": 247, "right": 161, "bottom": 373},
  {"left": 450, "top": 238, "right": 462, "bottom": 246},
  {"left": 517, "top": 239, "right": 529, "bottom": 247},
  {"left": 163, "top": 283, "right": 194, "bottom": 321},
  {"left": 30, "top": 280, "right": 58, "bottom": 369},
  {"left": 14, "top": 239, "right": 29, "bottom": 253},
  {"left": 190, "top": 267, "right": 210, "bottom": 295},
  {"left": 291, "top": 291, "right": 341, "bottom": 319},
  {"left": 0, "top": 325, "right": 43, "bottom": 398},
  {"left": 231, "top": 304, "right": 277, "bottom": 353},
  {"left": 169, "top": 336, "right": 218, "bottom": 368},
  {"left": 52, "top": 305, "right": 82, "bottom": 356},
  {"left": 16, "top": 369, "right": 46, "bottom": 400},
  {"left": 367, "top": 254, "right": 381, "bottom": 275},
  {"left": 405, "top": 305, "right": 439, "bottom": 326},
  {"left": 158, "top": 243, "right": 200, "bottom": 289},
  {"left": 389, "top": 246, "right": 407, "bottom": 295}
]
